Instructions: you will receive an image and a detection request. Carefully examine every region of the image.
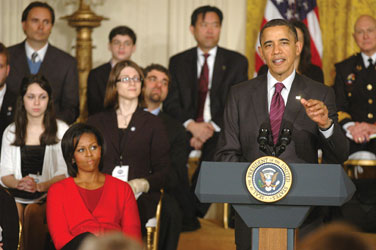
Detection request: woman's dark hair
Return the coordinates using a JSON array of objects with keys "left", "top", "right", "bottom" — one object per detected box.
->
[
  {"left": 103, "top": 60, "right": 144, "bottom": 110},
  {"left": 13, "top": 74, "right": 58, "bottom": 146},
  {"left": 292, "top": 20, "right": 312, "bottom": 75},
  {"left": 61, "top": 123, "right": 104, "bottom": 177}
]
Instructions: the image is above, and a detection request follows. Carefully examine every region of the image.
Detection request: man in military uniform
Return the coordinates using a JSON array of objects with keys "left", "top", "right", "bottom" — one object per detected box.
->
[
  {"left": 334, "top": 15, "right": 376, "bottom": 155},
  {"left": 333, "top": 15, "right": 376, "bottom": 232}
]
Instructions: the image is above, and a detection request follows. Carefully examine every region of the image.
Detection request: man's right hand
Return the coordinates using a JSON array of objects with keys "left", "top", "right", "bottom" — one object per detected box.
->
[{"left": 186, "top": 121, "right": 214, "bottom": 143}]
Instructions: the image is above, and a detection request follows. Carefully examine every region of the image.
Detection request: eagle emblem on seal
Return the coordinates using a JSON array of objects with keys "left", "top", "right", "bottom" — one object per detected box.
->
[{"left": 259, "top": 168, "right": 280, "bottom": 191}]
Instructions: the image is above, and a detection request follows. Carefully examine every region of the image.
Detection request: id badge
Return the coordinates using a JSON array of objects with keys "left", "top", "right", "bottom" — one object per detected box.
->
[{"left": 112, "top": 165, "right": 129, "bottom": 182}]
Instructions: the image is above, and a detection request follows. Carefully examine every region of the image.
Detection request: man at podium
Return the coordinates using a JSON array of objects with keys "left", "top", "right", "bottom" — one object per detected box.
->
[{"left": 215, "top": 19, "right": 349, "bottom": 250}]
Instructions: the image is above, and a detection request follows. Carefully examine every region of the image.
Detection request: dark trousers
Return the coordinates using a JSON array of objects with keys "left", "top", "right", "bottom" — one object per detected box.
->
[
  {"left": 158, "top": 193, "right": 182, "bottom": 250},
  {"left": 190, "top": 133, "right": 219, "bottom": 217}
]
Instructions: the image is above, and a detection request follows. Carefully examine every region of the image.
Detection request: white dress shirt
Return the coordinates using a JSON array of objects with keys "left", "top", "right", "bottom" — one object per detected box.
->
[{"left": 25, "top": 41, "right": 48, "bottom": 62}]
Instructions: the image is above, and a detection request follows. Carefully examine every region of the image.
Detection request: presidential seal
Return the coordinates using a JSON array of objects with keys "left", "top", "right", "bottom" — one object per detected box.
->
[{"left": 245, "top": 156, "right": 292, "bottom": 203}]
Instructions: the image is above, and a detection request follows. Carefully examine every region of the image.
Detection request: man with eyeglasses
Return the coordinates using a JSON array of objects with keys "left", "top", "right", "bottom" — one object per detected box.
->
[
  {"left": 163, "top": 5, "right": 249, "bottom": 218},
  {"left": 143, "top": 64, "right": 200, "bottom": 235},
  {"left": 333, "top": 15, "right": 376, "bottom": 232},
  {"left": 7, "top": 1, "right": 79, "bottom": 124},
  {"left": 87, "top": 25, "right": 137, "bottom": 116}
]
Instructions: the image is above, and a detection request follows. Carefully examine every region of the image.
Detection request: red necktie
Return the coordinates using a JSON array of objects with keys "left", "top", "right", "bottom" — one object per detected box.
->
[
  {"left": 270, "top": 82, "right": 285, "bottom": 145},
  {"left": 196, "top": 53, "right": 210, "bottom": 122}
]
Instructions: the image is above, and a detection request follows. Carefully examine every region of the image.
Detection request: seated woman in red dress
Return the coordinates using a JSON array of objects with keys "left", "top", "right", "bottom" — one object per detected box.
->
[{"left": 47, "top": 123, "right": 141, "bottom": 250}]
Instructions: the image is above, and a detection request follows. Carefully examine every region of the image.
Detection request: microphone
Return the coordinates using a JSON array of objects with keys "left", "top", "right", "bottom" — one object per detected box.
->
[
  {"left": 257, "top": 122, "right": 273, "bottom": 155},
  {"left": 276, "top": 121, "right": 293, "bottom": 156}
]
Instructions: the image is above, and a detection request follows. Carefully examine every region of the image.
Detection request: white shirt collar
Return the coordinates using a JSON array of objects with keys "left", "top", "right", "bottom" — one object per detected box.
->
[
  {"left": 361, "top": 52, "right": 376, "bottom": 68},
  {"left": 267, "top": 70, "right": 296, "bottom": 93},
  {"left": 0, "top": 84, "right": 7, "bottom": 110},
  {"left": 197, "top": 46, "right": 217, "bottom": 62},
  {"left": 25, "top": 41, "right": 49, "bottom": 62}
]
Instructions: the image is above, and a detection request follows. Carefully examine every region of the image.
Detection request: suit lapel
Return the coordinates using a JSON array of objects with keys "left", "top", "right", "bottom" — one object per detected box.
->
[
  {"left": 251, "top": 75, "right": 269, "bottom": 128},
  {"left": 103, "top": 110, "right": 121, "bottom": 154},
  {"left": 185, "top": 49, "right": 198, "bottom": 110},
  {"left": 211, "top": 47, "right": 226, "bottom": 99},
  {"left": 283, "top": 74, "right": 307, "bottom": 125},
  {"left": 39, "top": 45, "right": 54, "bottom": 74},
  {"left": 14, "top": 42, "right": 30, "bottom": 75}
]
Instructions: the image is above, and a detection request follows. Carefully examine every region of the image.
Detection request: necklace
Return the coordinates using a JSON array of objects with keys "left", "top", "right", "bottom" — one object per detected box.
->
[{"left": 117, "top": 110, "right": 133, "bottom": 127}]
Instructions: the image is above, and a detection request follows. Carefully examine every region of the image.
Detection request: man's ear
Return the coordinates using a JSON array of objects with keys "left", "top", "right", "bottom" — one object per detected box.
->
[
  {"left": 258, "top": 46, "right": 265, "bottom": 61},
  {"left": 295, "top": 40, "right": 303, "bottom": 57},
  {"left": 189, "top": 25, "right": 195, "bottom": 35}
]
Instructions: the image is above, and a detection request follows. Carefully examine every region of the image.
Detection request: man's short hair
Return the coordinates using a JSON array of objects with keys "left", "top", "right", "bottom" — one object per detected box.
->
[
  {"left": 259, "top": 19, "right": 298, "bottom": 44},
  {"left": 22, "top": 1, "right": 55, "bottom": 25},
  {"left": 191, "top": 5, "right": 223, "bottom": 26},
  {"left": 143, "top": 64, "right": 170, "bottom": 81},
  {"left": 0, "top": 42, "right": 9, "bottom": 65},
  {"left": 108, "top": 26, "right": 137, "bottom": 44}
]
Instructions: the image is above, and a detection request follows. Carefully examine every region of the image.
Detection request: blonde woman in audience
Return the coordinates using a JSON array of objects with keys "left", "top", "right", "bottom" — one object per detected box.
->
[
  {"left": 0, "top": 74, "right": 68, "bottom": 250},
  {"left": 79, "top": 232, "right": 143, "bottom": 250}
]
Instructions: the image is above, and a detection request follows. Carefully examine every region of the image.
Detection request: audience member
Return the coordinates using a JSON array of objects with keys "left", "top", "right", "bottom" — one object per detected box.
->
[
  {"left": 0, "top": 74, "right": 68, "bottom": 250},
  {"left": 7, "top": 1, "right": 79, "bottom": 124},
  {"left": 334, "top": 15, "right": 376, "bottom": 155},
  {"left": 0, "top": 43, "right": 16, "bottom": 153},
  {"left": 87, "top": 26, "right": 137, "bottom": 116},
  {"left": 143, "top": 63, "right": 197, "bottom": 249},
  {"left": 333, "top": 15, "right": 376, "bottom": 232},
  {"left": 79, "top": 232, "right": 143, "bottom": 250},
  {"left": 47, "top": 123, "right": 141, "bottom": 250},
  {"left": 215, "top": 19, "right": 348, "bottom": 250},
  {"left": 87, "top": 60, "right": 170, "bottom": 235},
  {"left": 0, "top": 186, "right": 19, "bottom": 250},
  {"left": 163, "top": 5, "right": 249, "bottom": 218},
  {"left": 258, "top": 20, "right": 324, "bottom": 83},
  {"left": 297, "top": 222, "right": 374, "bottom": 250}
]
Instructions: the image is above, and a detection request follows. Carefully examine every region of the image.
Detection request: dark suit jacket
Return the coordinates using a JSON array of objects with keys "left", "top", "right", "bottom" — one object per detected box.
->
[
  {"left": 87, "top": 62, "right": 112, "bottom": 116},
  {"left": 7, "top": 41, "right": 79, "bottom": 124},
  {"left": 333, "top": 53, "right": 376, "bottom": 154},
  {"left": 158, "top": 111, "right": 196, "bottom": 219},
  {"left": 164, "top": 46, "right": 249, "bottom": 129},
  {"left": 0, "top": 187, "right": 19, "bottom": 250},
  {"left": 87, "top": 108, "right": 170, "bottom": 226},
  {"left": 216, "top": 73, "right": 349, "bottom": 165},
  {"left": 0, "top": 87, "right": 16, "bottom": 152}
]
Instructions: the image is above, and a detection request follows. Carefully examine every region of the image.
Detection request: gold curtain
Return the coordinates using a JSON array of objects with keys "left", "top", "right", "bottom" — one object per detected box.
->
[{"left": 246, "top": 0, "right": 376, "bottom": 86}]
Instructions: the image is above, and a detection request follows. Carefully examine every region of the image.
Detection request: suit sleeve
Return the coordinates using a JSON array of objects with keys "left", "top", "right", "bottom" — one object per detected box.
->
[
  {"left": 333, "top": 64, "right": 352, "bottom": 125},
  {"left": 120, "top": 182, "right": 142, "bottom": 241},
  {"left": 0, "top": 189, "right": 19, "bottom": 250},
  {"left": 47, "top": 183, "right": 74, "bottom": 250},
  {"left": 87, "top": 70, "right": 103, "bottom": 116},
  {"left": 215, "top": 88, "right": 244, "bottom": 162},
  {"left": 56, "top": 58, "right": 79, "bottom": 125},
  {"left": 319, "top": 86, "right": 349, "bottom": 163}
]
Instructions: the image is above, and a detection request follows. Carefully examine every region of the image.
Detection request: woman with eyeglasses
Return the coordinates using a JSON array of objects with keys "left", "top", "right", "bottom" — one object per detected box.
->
[
  {"left": 87, "top": 60, "right": 170, "bottom": 234},
  {"left": 0, "top": 74, "right": 68, "bottom": 249}
]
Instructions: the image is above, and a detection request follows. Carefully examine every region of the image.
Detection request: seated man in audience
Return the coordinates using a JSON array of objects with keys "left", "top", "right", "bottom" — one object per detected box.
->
[
  {"left": 87, "top": 25, "right": 137, "bottom": 116},
  {"left": 0, "top": 43, "right": 16, "bottom": 153},
  {"left": 333, "top": 15, "right": 376, "bottom": 232},
  {"left": 334, "top": 15, "right": 376, "bottom": 157},
  {"left": 7, "top": 1, "right": 79, "bottom": 124},
  {"left": 143, "top": 63, "right": 200, "bottom": 249}
]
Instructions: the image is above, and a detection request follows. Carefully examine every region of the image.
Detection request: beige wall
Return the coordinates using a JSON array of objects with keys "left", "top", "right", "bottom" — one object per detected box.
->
[{"left": 0, "top": 0, "right": 247, "bottom": 69}]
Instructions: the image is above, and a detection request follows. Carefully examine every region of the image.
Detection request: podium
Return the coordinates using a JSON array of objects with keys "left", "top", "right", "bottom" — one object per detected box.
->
[{"left": 195, "top": 161, "right": 355, "bottom": 250}]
